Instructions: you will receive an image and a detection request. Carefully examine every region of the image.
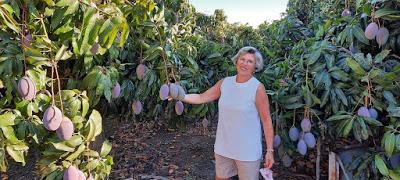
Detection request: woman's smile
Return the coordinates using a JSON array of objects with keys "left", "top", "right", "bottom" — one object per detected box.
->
[{"left": 237, "top": 53, "right": 256, "bottom": 75}]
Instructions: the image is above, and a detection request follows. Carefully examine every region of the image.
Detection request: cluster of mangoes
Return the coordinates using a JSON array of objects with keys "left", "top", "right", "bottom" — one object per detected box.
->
[
  {"left": 159, "top": 83, "right": 186, "bottom": 115},
  {"left": 18, "top": 76, "right": 74, "bottom": 141},
  {"left": 357, "top": 106, "right": 378, "bottom": 119},
  {"left": 365, "top": 22, "right": 389, "bottom": 47},
  {"left": 273, "top": 118, "right": 316, "bottom": 157}
]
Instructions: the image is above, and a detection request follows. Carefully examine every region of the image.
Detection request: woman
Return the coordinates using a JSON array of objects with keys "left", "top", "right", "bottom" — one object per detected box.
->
[{"left": 182, "top": 46, "right": 274, "bottom": 180}]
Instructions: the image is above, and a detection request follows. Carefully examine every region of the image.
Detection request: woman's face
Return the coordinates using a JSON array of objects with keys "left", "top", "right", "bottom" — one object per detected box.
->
[{"left": 236, "top": 53, "right": 257, "bottom": 76}]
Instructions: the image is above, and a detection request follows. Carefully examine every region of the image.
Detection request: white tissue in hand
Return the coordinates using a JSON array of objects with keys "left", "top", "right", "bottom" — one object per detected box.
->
[{"left": 260, "top": 168, "right": 273, "bottom": 180}]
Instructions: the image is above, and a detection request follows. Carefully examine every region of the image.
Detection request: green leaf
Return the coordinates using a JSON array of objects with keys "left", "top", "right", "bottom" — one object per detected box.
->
[
  {"left": 334, "top": 88, "right": 348, "bottom": 106},
  {"left": 51, "top": 142, "right": 75, "bottom": 152},
  {"left": 385, "top": 133, "right": 396, "bottom": 157},
  {"left": 65, "top": 135, "right": 83, "bottom": 147},
  {"left": 81, "top": 98, "right": 89, "bottom": 117},
  {"left": 310, "top": 92, "right": 321, "bottom": 105},
  {"left": 363, "top": 117, "right": 383, "bottom": 126},
  {"left": 369, "top": 69, "right": 382, "bottom": 79},
  {"left": 375, "top": 154, "right": 389, "bottom": 176},
  {"left": 17, "top": 122, "right": 27, "bottom": 140},
  {"left": 119, "top": 22, "right": 129, "bottom": 47},
  {"left": 89, "top": 110, "right": 102, "bottom": 138},
  {"left": 326, "top": 114, "right": 353, "bottom": 121},
  {"left": 346, "top": 57, "right": 366, "bottom": 76},
  {"left": 280, "top": 95, "right": 302, "bottom": 104},
  {"left": 100, "top": 140, "right": 112, "bottom": 157},
  {"left": 99, "top": 19, "right": 113, "bottom": 47},
  {"left": 86, "top": 159, "right": 100, "bottom": 171},
  {"left": 66, "top": 144, "right": 85, "bottom": 161},
  {"left": 45, "top": 170, "right": 62, "bottom": 180},
  {"left": 336, "top": 120, "right": 348, "bottom": 136},
  {"left": 103, "top": 24, "right": 119, "bottom": 49},
  {"left": 81, "top": 69, "right": 101, "bottom": 89},
  {"left": 66, "top": 98, "right": 81, "bottom": 117},
  {"left": 0, "top": 112, "right": 16, "bottom": 127},
  {"left": 0, "top": 149, "right": 6, "bottom": 171},
  {"left": 374, "top": 50, "right": 390, "bottom": 63},
  {"left": 383, "top": 91, "right": 397, "bottom": 105},
  {"left": 342, "top": 118, "right": 354, "bottom": 137},
  {"left": 1, "top": 126, "right": 19, "bottom": 143},
  {"left": 330, "top": 90, "right": 339, "bottom": 113},
  {"left": 64, "top": 0, "right": 79, "bottom": 15},
  {"left": 307, "top": 48, "right": 322, "bottom": 65},
  {"left": 85, "top": 110, "right": 102, "bottom": 141},
  {"left": 314, "top": 71, "right": 325, "bottom": 87},
  {"left": 320, "top": 89, "right": 330, "bottom": 107},
  {"left": 353, "top": 25, "right": 369, "bottom": 45},
  {"left": 388, "top": 106, "right": 400, "bottom": 117},
  {"left": 80, "top": 8, "right": 99, "bottom": 55},
  {"left": 55, "top": 44, "right": 69, "bottom": 61},
  {"left": 83, "top": 149, "right": 99, "bottom": 157},
  {"left": 6, "top": 146, "right": 25, "bottom": 165},
  {"left": 26, "top": 48, "right": 50, "bottom": 65},
  {"left": 54, "top": 20, "right": 73, "bottom": 34},
  {"left": 303, "top": 87, "right": 313, "bottom": 106},
  {"left": 0, "top": 6, "right": 20, "bottom": 33},
  {"left": 357, "top": 118, "right": 368, "bottom": 140},
  {"left": 284, "top": 103, "right": 304, "bottom": 109},
  {"left": 207, "top": 53, "right": 222, "bottom": 59},
  {"left": 187, "top": 57, "right": 199, "bottom": 71},
  {"left": 27, "top": 102, "right": 34, "bottom": 117},
  {"left": 55, "top": 0, "right": 77, "bottom": 7},
  {"left": 144, "top": 46, "right": 162, "bottom": 61},
  {"left": 27, "top": 123, "right": 39, "bottom": 144},
  {"left": 395, "top": 134, "right": 400, "bottom": 151},
  {"left": 87, "top": 19, "right": 102, "bottom": 46},
  {"left": 9, "top": 0, "right": 20, "bottom": 17},
  {"left": 1, "top": 4, "right": 14, "bottom": 15},
  {"left": 389, "top": 170, "right": 400, "bottom": 180},
  {"left": 330, "top": 70, "right": 349, "bottom": 81},
  {"left": 375, "top": 8, "right": 400, "bottom": 18},
  {"left": 353, "top": 53, "right": 370, "bottom": 70},
  {"left": 82, "top": 7, "right": 96, "bottom": 31},
  {"left": 84, "top": 117, "right": 95, "bottom": 142},
  {"left": 352, "top": 121, "right": 362, "bottom": 142},
  {"left": 321, "top": 72, "right": 332, "bottom": 90},
  {"left": 50, "top": 7, "right": 67, "bottom": 30},
  {"left": 72, "top": 35, "right": 79, "bottom": 55}
]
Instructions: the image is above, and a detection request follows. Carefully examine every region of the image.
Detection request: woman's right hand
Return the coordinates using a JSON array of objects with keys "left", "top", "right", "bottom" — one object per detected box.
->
[{"left": 264, "top": 151, "right": 274, "bottom": 169}]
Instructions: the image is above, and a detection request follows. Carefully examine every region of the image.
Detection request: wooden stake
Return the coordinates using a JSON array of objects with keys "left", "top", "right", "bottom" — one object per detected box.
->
[
  {"left": 316, "top": 138, "right": 321, "bottom": 180},
  {"left": 329, "top": 152, "right": 338, "bottom": 180}
]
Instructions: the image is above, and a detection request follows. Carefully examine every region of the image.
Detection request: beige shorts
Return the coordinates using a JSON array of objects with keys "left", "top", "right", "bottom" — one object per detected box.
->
[{"left": 215, "top": 153, "right": 261, "bottom": 180}]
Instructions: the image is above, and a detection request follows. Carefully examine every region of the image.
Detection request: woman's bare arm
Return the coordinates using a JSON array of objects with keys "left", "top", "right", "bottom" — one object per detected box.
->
[
  {"left": 255, "top": 84, "right": 274, "bottom": 151},
  {"left": 182, "top": 79, "right": 223, "bottom": 104}
]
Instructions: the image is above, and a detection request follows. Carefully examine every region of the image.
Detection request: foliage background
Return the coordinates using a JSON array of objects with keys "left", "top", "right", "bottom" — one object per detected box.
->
[{"left": 0, "top": 0, "right": 400, "bottom": 179}]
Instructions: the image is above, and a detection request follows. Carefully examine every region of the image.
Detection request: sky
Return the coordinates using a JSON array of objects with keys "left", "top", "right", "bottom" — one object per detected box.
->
[{"left": 189, "top": 0, "right": 289, "bottom": 27}]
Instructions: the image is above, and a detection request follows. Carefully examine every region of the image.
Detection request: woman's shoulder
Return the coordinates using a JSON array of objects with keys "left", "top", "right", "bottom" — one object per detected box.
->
[
  {"left": 221, "top": 75, "right": 235, "bottom": 83},
  {"left": 251, "top": 76, "right": 262, "bottom": 85},
  {"left": 225, "top": 75, "right": 236, "bottom": 80}
]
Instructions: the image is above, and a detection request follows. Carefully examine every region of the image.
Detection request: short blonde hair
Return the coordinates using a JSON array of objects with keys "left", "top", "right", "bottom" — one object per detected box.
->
[{"left": 231, "top": 46, "right": 264, "bottom": 72}]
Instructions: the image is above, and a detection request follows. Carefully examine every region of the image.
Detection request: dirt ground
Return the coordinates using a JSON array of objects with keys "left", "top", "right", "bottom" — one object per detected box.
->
[
  {"left": 109, "top": 116, "right": 328, "bottom": 180},
  {"left": 5, "top": 114, "right": 330, "bottom": 180}
]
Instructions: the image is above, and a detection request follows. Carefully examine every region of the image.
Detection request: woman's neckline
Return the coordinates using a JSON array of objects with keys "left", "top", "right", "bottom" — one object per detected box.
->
[{"left": 235, "top": 75, "right": 253, "bottom": 84}]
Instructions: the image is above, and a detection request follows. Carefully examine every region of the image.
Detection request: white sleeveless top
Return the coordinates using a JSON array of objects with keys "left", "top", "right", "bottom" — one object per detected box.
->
[{"left": 215, "top": 75, "right": 262, "bottom": 161}]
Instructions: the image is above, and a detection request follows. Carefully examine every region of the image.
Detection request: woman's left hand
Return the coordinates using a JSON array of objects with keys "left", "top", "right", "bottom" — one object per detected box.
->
[{"left": 263, "top": 151, "right": 274, "bottom": 168}]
